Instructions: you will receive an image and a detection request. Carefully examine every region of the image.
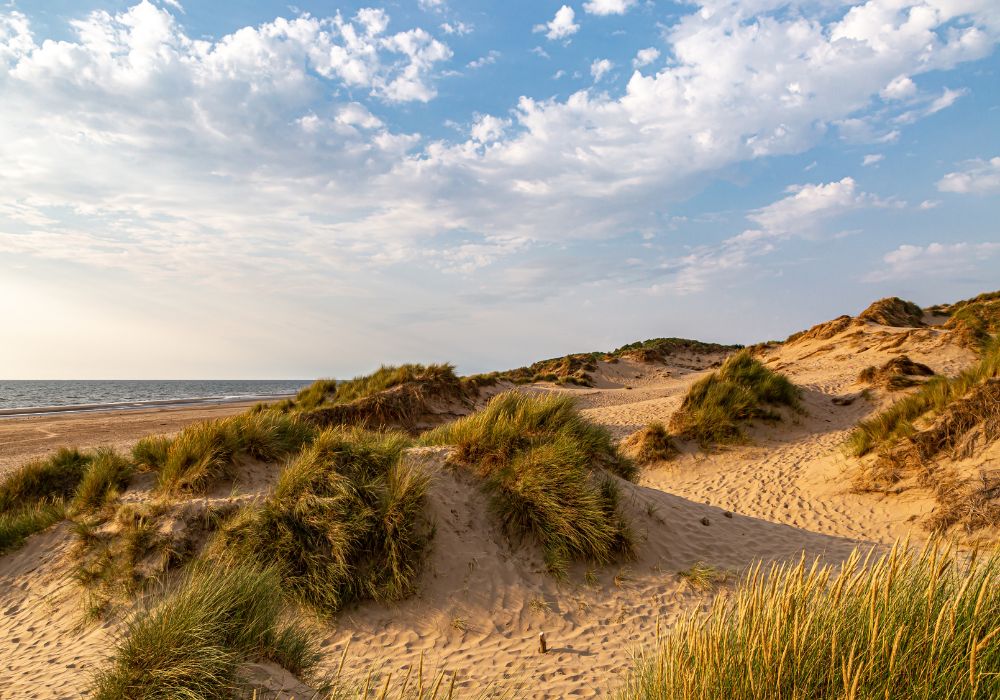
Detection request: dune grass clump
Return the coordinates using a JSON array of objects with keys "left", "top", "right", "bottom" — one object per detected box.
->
[
  {"left": 132, "top": 435, "right": 173, "bottom": 472},
  {"left": 72, "top": 448, "right": 134, "bottom": 511},
  {"left": 421, "top": 391, "right": 635, "bottom": 577},
  {"left": 218, "top": 428, "right": 430, "bottom": 614},
  {"left": 0, "top": 448, "right": 98, "bottom": 554},
  {"left": 616, "top": 541, "right": 1000, "bottom": 700},
  {"left": 857, "top": 355, "right": 935, "bottom": 391},
  {"left": 0, "top": 502, "right": 65, "bottom": 555},
  {"left": 621, "top": 423, "right": 679, "bottom": 465},
  {"left": 291, "top": 364, "right": 459, "bottom": 412},
  {"left": 91, "top": 561, "right": 320, "bottom": 700},
  {"left": 857, "top": 296, "right": 925, "bottom": 327},
  {"left": 670, "top": 350, "right": 800, "bottom": 446},
  {"left": 846, "top": 337, "right": 1000, "bottom": 458},
  {"left": 156, "top": 412, "right": 315, "bottom": 493},
  {"left": 0, "top": 447, "right": 90, "bottom": 512}
]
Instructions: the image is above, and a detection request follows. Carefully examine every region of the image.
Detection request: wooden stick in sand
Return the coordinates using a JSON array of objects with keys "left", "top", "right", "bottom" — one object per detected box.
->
[{"left": 538, "top": 631, "right": 547, "bottom": 654}]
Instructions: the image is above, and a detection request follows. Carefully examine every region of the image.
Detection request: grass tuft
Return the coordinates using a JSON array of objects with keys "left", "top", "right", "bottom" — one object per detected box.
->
[
  {"left": 72, "top": 448, "right": 134, "bottom": 512},
  {"left": 422, "top": 391, "right": 635, "bottom": 577},
  {"left": 91, "top": 560, "right": 320, "bottom": 699},
  {"left": 670, "top": 350, "right": 800, "bottom": 445},
  {"left": 617, "top": 540, "right": 1000, "bottom": 700},
  {"left": 0, "top": 502, "right": 65, "bottom": 555},
  {"left": 157, "top": 412, "right": 315, "bottom": 493},
  {"left": 218, "top": 427, "right": 430, "bottom": 614},
  {"left": 620, "top": 423, "right": 678, "bottom": 465},
  {"left": 846, "top": 337, "right": 1000, "bottom": 458},
  {"left": 0, "top": 447, "right": 90, "bottom": 512}
]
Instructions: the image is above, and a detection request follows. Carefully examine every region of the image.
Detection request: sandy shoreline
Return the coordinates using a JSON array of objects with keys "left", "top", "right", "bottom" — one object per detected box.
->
[{"left": 0, "top": 399, "right": 259, "bottom": 475}]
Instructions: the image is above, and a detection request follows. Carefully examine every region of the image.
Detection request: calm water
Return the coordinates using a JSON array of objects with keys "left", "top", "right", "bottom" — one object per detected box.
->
[{"left": 0, "top": 380, "right": 311, "bottom": 413}]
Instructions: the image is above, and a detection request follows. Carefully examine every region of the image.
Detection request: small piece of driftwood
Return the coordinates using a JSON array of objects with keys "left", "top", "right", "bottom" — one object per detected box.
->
[{"left": 538, "top": 632, "right": 547, "bottom": 654}]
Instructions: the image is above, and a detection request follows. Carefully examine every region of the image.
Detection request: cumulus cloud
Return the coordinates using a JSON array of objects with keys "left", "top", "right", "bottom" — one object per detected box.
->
[
  {"left": 937, "top": 157, "right": 1000, "bottom": 194},
  {"left": 862, "top": 153, "right": 884, "bottom": 166},
  {"left": 468, "top": 50, "right": 499, "bottom": 69},
  {"left": 590, "top": 58, "right": 613, "bottom": 81},
  {"left": 583, "top": 0, "right": 637, "bottom": 15},
  {"left": 633, "top": 47, "right": 659, "bottom": 68},
  {"left": 747, "top": 178, "right": 880, "bottom": 236},
  {"left": 1, "top": 0, "right": 998, "bottom": 296},
  {"left": 868, "top": 242, "right": 1000, "bottom": 281},
  {"left": 880, "top": 75, "right": 916, "bottom": 100},
  {"left": 534, "top": 6, "right": 579, "bottom": 41},
  {"left": 440, "top": 21, "right": 472, "bottom": 36}
]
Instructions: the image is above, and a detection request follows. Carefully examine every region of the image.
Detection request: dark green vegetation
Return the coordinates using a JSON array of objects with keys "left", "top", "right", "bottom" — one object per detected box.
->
[
  {"left": 620, "top": 423, "right": 678, "bottom": 464},
  {"left": 857, "top": 296, "right": 925, "bottom": 327},
  {"left": 218, "top": 428, "right": 430, "bottom": 614},
  {"left": 669, "top": 350, "right": 800, "bottom": 445},
  {"left": 0, "top": 447, "right": 134, "bottom": 555},
  {"left": 616, "top": 542, "right": 1000, "bottom": 700},
  {"left": 857, "top": 355, "right": 935, "bottom": 391},
  {"left": 152, "top": 412, "right": 315, "bottom": 493},
  {"left": 91, "top": 562, "right": 320, "bottom": 700},
  {"left": 422, "top": 391, "right": 635, "bottom": 577}
]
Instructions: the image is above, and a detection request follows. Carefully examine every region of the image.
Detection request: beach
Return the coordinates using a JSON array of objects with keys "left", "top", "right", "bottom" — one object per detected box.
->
[{"left": 0, "top": 400, "right": 256, "bottom": 475}]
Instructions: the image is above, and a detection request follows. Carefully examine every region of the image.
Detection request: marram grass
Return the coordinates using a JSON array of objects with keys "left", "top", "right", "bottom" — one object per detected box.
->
[
  {"left": 421, "top": 391, "right": 635, "bottom": 577},
  {"left": 615, "top": 540, "right": 1000, "bottom": 700}
]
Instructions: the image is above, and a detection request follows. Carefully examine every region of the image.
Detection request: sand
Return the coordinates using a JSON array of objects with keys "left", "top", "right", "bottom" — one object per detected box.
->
[
  {"left": 0, "top": 401, "right": 257, "bottom": 476},
  {"left": 0, "top": 319, "right": 991, "bottom": 698}
]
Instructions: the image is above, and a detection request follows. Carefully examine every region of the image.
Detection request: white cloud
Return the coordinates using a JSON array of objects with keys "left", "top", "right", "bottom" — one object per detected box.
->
[
  {"left": 534, "top": 6, "right": 579, "bottom": 41},
  {"left": 440, "top": 21, "right": 472, "bottom": 36},
  {"left": 583, "top": 0, "right": 637, "bottom": 15},
  {"left": 468, "top": 50, "right": 499, "bottom": 69},
  {"left": 868, "top": 242, "right": 1000, "bottom": 281},
  {"left": 937, "top": 157, "right": 1000, "bottom": 194},
  {"left": 747, "top": 178, "right": 877, "bottom": 235},
  {"left": 553, "top": 69, "right": 566, "bottom": 79},
  {"left": 161, "top": 0, "right": 184, "bottom": 12},
  {"left": 862, "top": 153, "right": 884, "bottom": 166},
  {"left": 919, "top": 199, "right": 941, "bottom": 209},
  {"left": 880, "top": 75, "right": 915, "bottom": 100},
  {"left": 418, "top": 0, "right": 445, "bottom": 11},
  {"left": 470, "top": 114, "right": 510, "bottom": 143},
  {"left": 633, "top": 47, "right": 660, "bottom": 68},
  {"left": 590, "top": 58, "right": 613, "bottom": 82}
]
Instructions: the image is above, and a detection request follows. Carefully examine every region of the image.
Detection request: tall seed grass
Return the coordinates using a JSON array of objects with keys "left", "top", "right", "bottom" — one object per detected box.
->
[
  {"left": 670, "top": 350, "right": 800, "bottom": 445},
  {"left": 616, "top": 540, "right": 1000, "bottom": 700},
  {"left": 421, "top": 391, "right": 635, "bottom": 577},
  {"left": 846, "top": 337, "right": 1000, "bottom": 457},
  {"left": 91, "top": 561, "right": 320, "bottom": 700},
  {"left": 157, "top": 412, "right": 315, "bottom": 493},
  {"left": 218, "top": 428, "right": 429, "bottom": 614}
]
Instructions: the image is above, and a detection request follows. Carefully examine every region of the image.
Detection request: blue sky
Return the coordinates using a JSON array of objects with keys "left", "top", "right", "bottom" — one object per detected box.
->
[{"left": 0, "top": 0, "right": 998, "bottom": 379}]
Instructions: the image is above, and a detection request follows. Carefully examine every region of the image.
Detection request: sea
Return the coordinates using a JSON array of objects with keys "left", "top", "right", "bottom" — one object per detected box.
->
[{"left": 0, "top": 380, "right": 312, "bottom": 415}]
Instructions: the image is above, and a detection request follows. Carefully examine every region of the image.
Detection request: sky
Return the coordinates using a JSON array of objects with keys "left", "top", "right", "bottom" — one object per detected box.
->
[{"left": 0, "top": 0, "right": 998, "bottom": 379}]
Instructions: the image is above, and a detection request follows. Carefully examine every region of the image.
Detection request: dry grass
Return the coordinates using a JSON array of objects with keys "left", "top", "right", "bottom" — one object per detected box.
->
[
  {"left": 421, "top": 391, "right": 635, "bottom": 577},
  {"left": 933, "top": 290, "right": 1000, "bottom": 350},
  {"left": 858, "top": 355, "right": 935, "bottom": 391},
  {"left": 217, "top": 427, "right": 430, "bottom": 614},
  {"left": 846, "top": 338, "right": 1000, "bottom": 458},
  {"left": 857, "top": 296, "right": 925, "bottom": 327},
  {"left": 0, "top": 502, "right": 65, "bottom": 555},
  {"left": 621, "top": 423, "right": 678, "bottom": 465},
  {"left": 616, "top": 540, "right": 1000, "bottom": 699},
  {"left": 670, "top": 350, "right": 800, "bottom": 445},
  {"left": 91, "top": 561, "right": 321, "bottom": 699}
]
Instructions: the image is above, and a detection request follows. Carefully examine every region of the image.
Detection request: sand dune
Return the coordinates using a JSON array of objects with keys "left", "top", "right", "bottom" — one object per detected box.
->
[{"left": 0, "top": 303, "right": 996, "bottom": 698}]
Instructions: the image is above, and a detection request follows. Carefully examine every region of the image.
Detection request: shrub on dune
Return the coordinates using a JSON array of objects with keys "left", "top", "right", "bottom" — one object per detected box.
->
[
  {"left": 421, "top": 391, "right": 635, "bottom": 577},
  {"left": 670, "top": 350, "right": 800, "bottom": 445},
  {"left": 615, "top": 540, "right": 1000, "bottom": 700},
  {"left": 0, "top": 447, "right": 90, "bottom": 512},
  {"left": 0, "top": 502, "right": 65, "bottom": 555},
  {"left": 218, "top": 428, "right": 429, "bottom": 614},
  {"left": 72, "top": 448, "right": 134, "bottom": 511},
  {"left": 621, "top": 423, "right": 678, "bottom": 465},
  {"left": 157, "top": 412, "right": 315, "bottom": 493},
  {"left": 91, "top": 561, "right": 320, "bottom": 700}
]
